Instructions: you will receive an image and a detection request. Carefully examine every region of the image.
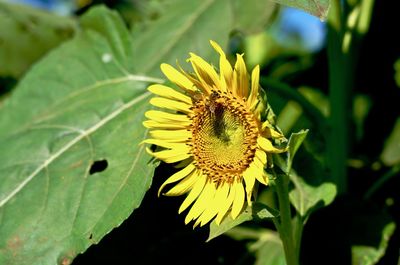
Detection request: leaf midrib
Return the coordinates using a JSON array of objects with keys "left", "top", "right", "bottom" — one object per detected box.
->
[{"left": 0, "top": 87, "right": 151, "bottom": 208}]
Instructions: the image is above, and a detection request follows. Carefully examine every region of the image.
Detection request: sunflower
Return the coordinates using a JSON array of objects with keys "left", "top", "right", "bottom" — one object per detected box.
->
[{"left": 143, "top": 41, "right": 286, "bottom": 227}]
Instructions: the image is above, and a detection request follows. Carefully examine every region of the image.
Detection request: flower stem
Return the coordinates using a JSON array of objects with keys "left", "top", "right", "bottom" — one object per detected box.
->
[{"left": 273, "top": 170, "right": 298, "bottom": 265}]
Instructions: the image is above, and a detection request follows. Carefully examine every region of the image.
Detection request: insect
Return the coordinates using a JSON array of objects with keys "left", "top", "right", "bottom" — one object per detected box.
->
[{"left": 208, "top": 92, "right": 229, "bottom": 142}]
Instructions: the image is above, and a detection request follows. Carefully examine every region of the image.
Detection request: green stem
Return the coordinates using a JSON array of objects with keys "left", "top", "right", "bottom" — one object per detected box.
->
[
  {"left": 293, "top": 215, "right": 304, "bottom": 261},
  {"left": 327, "top": 0, "right": 351, "bottom": 194},
  {"left": 274, "top": 170, "right": 298, "bottom": 265},
  {"left": 327, "top": 0, "right": 375, "bottom": 194}
]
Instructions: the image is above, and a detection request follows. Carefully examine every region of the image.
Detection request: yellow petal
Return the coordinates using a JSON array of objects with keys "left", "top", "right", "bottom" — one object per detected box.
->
[
  {"left": 253, "top": 156, "right": 266, "bottom": 172},
  {"left": 164, "top": 170, "right": 198, "bottom": 196},
  {"left": 234, "top": 54, "right": 249, "bottom": 98},
  {"left": 149, "top": 129, "right": 191, "bottom": 142},
  {"left": 150, "top": 97, "right": 191, "bottom": 113},
  {"left": 184, "top": 181, "right": 216, "bottom": 224},
  {"left": 231, "top": 182, "right": 245, "bottom": 219},
  {"left": 255, "top": 149, "right": 267, "bottom": 165},
  {"left": 148, "top": 84, "right": 192, "bottom": 104},
  {"left": 192, "top": 218, "right": 202, "bottom": 229},
  {"left": 257, "top": 137, "right": 286, "bottom": 153},
  {"left": 160, "top": 63, "right": 196, "bottom": 91},
  {"left": 146, "top": 147, "right": 190, "bottom": 164},
  {"left": 177, "top": 64, "right": 210, "bottom": 94},
  {"left": 255, "top": 171, "right": 269, "bottom": 186},
  {"left": 158, "top": 163, "right": 196, "bottom": 196},
  {"left": 199, "top": 183, "right": 230, "bottom": 226},
  {"left": 210, "top": 40, "right": 232, "bottom": 91},
  {"left": 262, "top": 122, "right": 285, "bottom": 138},
  {"left": 248, "top": 65, "right": 260, "bottom": 109},
  {"left": 179, "top": 171, "right": 207, "bottom": 213},
  {"left": 188, "top": 53, "right": 221, "bottom": 89},
  {"left": 215, "top": 185, "right": 235, "bottom": 225},
  {"left": 141, "top": 139, "right": 187, "bottom": 149},
  {"left": 143, "top": 120, "right": 188, "bottom": 129},
  {"left": 145, "top": 110, "right": 191, "bottom": 124},
  {"left": 243, "top": 166, "right": 256, "bottom": 205}
]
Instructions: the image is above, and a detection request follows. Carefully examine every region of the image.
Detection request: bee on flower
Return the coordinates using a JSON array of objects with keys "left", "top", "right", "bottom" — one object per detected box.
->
[{"left": 143, "top": 41, "right": 287, "bottom": 227}]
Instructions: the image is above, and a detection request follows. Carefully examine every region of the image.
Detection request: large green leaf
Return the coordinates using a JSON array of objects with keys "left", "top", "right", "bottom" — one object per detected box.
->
[
  {"left": 0, "top": 1, "right": 282, "bottom": 263},
  {"left": 0, "top": 1, "right": 77, "bottom": 78},
  {"left": 132, "top": 0, "right": 278, "bottom": 77},
  {"left": 270, "top": 0, "right": 330, "bottom": 20},
  {"left": 232, "top": 0, "right": 278, "bottom": 34},
  {"left": 0, "top": 6, "right": 159, "bottom": 265},
  {"left": 132, "top": 0, "right": 233, "bottom": 77}
]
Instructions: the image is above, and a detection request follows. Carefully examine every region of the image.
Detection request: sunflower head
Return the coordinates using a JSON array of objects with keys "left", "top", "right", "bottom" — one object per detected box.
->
[{"left": 143, "top": 41, "right": 287, "bottom": 227}]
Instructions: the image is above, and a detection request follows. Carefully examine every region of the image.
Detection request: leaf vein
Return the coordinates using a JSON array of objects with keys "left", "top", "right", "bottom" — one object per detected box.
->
[{"left": 0, "top": 91, "right": 151, "bottom": 208}]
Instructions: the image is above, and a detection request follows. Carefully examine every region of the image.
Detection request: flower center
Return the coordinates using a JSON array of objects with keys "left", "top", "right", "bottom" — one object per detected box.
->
[{"left": 189, "top": 90, "right": 259, "bottom": 184}]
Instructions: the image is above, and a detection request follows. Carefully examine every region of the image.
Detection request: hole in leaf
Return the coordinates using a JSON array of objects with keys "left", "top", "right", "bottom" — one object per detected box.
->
[
  {"left": 89, "top": 160, "right": 108, "bottom": 175},
  {"left": 88, "top": 233, "right": 93, "bottom": 240}
]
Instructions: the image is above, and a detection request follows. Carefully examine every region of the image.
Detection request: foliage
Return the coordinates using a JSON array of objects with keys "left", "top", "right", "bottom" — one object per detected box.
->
[{"left": 0, "top": 0, "right": 399, "bottom": 264}]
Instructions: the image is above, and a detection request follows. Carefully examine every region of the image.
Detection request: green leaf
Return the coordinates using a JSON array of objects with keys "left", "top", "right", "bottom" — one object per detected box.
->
[
  {"left": 253, "top": 235, "right": 286, "bottom": 265},
  {"left": 132, "top": 0, "right": 280, "bottom": 77},
  {"left": 352, "top": 224, "right": 396, "bottom": 265},
  {"left": 232, "top": 0, "right": 278, "bottom": 34},
  {"left": 270, "top": 0, "right": 330, "bottom": 20},
  {"left": 227, "top": 227, "right": 286, "bottom": 265},
  {"left": 289, "top": 172, "right": 336, "bottom": 217},
  {"left": 0, "top": 1, "right": 77, "bottom": 78},
  {"left": 284, "top": 130, "right": 337, "bottom": 217},
  {"left": 132, "top": 0, "right": 234, "bottom": 77},
  {"left": 0, "top": 1, "right": 284, "bottom": 263},
  {"left": 207, "top": 203, "right": 279, "bottom": 241},
  {"left": 0, "top": 6, "right": 158, "bottom": 265},
  {"left": 351, "top": 212, "right": 396, "bottom": 265},
  {"left": 394, "top": 58, "right": 400, "bottom": 87},
  {"left": 380, "top": 118, "right": 400, "bottom": 166},
  {"left": 286, "top": 129, "right": 309, "bottom": 172}
]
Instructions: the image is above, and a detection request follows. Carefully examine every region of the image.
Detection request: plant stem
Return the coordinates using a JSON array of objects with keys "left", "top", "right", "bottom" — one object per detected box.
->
[
  {"left": 327, "top": 0, "right": 351, "bottom": 194},
  {"left": 274, "top": 170, "right": 298, "bottom": 265},
  {"left": 327, "top": 0, "right": 375, "bottom": 194},
  {"left": 293, "top": 214, "right": 304, "bottom": 261}
]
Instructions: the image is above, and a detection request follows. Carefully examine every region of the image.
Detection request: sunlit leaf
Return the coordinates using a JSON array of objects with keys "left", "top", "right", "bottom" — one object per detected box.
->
[
  {"left": 232, "top": 0, "right": 278, "bottom": 34},
  {"left": 132, "top": 0, "right": 233, "bottom": 77},
  {"left": 0, "top": 1, "right": 77, "bottom": 78},
  {"left": 132, "top": 0, "right": 279, "bottom": 77},
  {"left": 289, "top": 172, "right": 336, "bottom": 217},
  {"left": 0, "top": 7, "right": 158, "bottom": 265},
  {"left": 269, "top": 0, "right": 330, "bottom": 20}
]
